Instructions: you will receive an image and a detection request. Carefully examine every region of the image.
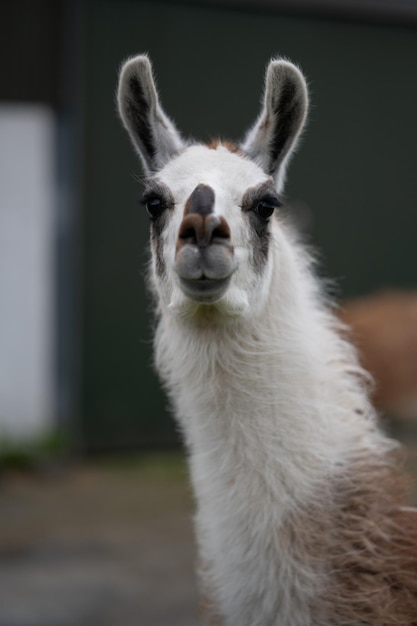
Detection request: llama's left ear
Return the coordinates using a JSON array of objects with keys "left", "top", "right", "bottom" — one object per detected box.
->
[
  {"left": 241, "top": 59, "right": 309, "bottom": 190},
  {"left": 117, "top": 54, "right": 185, "bottom": 174}
]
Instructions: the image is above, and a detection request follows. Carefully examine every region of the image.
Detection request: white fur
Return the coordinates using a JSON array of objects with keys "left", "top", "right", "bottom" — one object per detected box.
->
[
  {"left": 153, "top": 202, "right": 391, "bottom": 625},
  {"left": 117, "top": 56, "right": 398, "bottom": 625}
]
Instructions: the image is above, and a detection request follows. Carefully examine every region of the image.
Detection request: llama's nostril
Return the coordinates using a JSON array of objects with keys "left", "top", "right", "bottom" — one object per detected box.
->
[
  {"left": 179, "top": 225, "right": 197, "bottom": 243},
  {"left": 210, "top": 216, "right": 231, "bottom": 241},
  {"left": 178, "top": 214, "right": 203, "bottom": 246}
]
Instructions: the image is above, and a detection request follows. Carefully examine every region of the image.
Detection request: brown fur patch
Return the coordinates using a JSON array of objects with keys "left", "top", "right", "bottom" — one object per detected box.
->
[
  {"left": 310, "top": 453, "right": 417, "bottom": 625},
  {"left": 206, "top": 139, "right": 242, "bottom": 155}
]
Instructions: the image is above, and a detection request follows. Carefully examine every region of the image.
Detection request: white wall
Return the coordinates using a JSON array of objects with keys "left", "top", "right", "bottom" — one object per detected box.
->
[{"left": 0, "top": 105, "right": 55, "bottom": 441}]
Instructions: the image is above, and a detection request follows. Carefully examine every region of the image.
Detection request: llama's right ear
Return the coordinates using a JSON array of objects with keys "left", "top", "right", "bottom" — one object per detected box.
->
[
  {"left": 241, "top": 59, "right": 309, "bottom": 191},
  {"left": 117, "top": 55, "right": 185, "bottom": 174}
]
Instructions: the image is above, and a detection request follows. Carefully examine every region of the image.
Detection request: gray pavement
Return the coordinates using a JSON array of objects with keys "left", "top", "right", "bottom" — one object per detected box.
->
[{"left": 0, "top": 457, "right": 199, "bottom": 626}]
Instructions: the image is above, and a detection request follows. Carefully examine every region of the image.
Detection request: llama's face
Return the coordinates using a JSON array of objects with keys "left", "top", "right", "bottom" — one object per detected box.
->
[
  {"left": 117, "top": 55, "right": 308, "bottom": 319},
  {"left": 143, "top": 143, "right": 279, "bottom": 317}
]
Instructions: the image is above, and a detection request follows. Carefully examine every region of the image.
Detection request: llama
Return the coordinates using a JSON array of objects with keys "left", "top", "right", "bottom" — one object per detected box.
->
[{"left": 117, "top": 55, "right": 417, "bottom": 625}]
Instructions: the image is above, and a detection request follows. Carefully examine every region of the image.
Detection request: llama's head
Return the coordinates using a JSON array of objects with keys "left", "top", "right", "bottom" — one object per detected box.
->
[{"left": 117, "top": 55, "right": 308, "bottom": 320}]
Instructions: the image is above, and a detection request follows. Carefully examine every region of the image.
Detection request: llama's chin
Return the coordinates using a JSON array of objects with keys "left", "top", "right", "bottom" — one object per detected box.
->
[{"left": 167, "top": 282, "right": 250, "bottom": 320}]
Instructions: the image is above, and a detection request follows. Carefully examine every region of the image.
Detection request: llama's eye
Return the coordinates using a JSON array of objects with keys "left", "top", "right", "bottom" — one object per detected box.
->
[
  {"left": 255, "top": 199, "right": 277, "bottom": 220},
  {"left": 144, "top": 196, "right": 166, "bottom": 220}
]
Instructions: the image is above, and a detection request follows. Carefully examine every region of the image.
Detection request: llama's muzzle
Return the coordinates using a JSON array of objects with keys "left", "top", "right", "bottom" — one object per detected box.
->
[
  {"left": 175, "top": 205, "right": 237, "bottom": 302},
  {"left": 177, "top": 213, "right": 231, "bottom": 249}
]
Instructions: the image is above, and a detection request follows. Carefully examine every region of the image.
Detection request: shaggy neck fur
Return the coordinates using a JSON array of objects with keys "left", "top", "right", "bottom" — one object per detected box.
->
[{"left": 154, "top": 224, "right": 417, "bottom": 626}]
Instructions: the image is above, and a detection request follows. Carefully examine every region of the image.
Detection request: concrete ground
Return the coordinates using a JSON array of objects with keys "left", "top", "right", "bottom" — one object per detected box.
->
[
  {"left": 0, "top": 438, "right": 416, "bottom": 626},
  {"left": 0, "top": 455, "right": 199, "bottom": 626}
]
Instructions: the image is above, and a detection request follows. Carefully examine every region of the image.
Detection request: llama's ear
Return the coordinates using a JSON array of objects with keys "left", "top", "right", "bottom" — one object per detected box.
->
[
  {"left": 117, "top": 55, "right": 185, "bottom": 174},
  {"left": 240, "top": 59, "right": 308, "bottom": 190}
]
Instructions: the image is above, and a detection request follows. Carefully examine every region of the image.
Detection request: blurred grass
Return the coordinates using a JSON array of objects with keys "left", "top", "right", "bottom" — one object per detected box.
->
[{"left": 0, "top": 428, "right": 68, "bottom": 471}]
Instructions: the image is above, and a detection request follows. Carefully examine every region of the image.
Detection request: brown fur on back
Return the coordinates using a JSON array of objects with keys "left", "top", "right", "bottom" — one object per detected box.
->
[{"left": 315, "top": 453, "right": 417, "bottom": 625}]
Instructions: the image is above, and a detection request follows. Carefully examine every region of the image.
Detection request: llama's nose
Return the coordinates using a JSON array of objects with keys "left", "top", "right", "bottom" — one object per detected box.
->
[
  {"left": 178, "top": 183, "right": 231, "bottom": 248},
  {"left": 185, "top": 184, "right": 215, "bottom": 218},
  {"left": 178, "top": 213, "right": 231, "bottom": 248}
]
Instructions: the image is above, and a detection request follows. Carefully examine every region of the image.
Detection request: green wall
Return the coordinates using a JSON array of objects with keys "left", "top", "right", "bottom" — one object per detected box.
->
[{"left": 78, "top": 0, "right": 417, "bottom": 450}]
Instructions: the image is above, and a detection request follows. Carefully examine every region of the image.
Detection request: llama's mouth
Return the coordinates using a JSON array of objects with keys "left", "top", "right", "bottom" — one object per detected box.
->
[
  {"left": 175, "top": 242, "right": 237, "bottom": 303},
  {"left": 179, "top": 275, "right": 232, "bottom": 303}
]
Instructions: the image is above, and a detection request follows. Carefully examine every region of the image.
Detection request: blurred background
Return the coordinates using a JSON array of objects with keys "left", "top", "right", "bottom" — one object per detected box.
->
[{"left": 0, "top": 0, "right": 416, "bottom": 624}]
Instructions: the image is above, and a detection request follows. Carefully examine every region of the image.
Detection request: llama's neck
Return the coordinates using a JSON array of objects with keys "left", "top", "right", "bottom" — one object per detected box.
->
[
  {"left": 153, "top": 230, "right": 389, "bottom": 625},
  {"left": 155, "top": 230, "right": 382, "bottom": 497}
]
